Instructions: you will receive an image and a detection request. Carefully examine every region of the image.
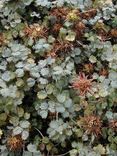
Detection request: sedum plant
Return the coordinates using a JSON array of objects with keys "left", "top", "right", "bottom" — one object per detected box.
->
[{"left": 0, "top": 0, "right": 117, "bottom": 155}]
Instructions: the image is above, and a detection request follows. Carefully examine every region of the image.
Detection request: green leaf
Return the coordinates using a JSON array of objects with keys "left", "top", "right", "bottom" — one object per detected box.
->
[
  {"left": 17, "top": 107, "right": 24, "bottom": 117},
  {"left": 23, "top": 151, "right": 32, "bottom": 156},
  {"left": 2, "top": 71, "right": 12, "bottom": 82},
  {"left": 42, "top": 137, "right": 49, "bottom": 144},
  {"left": 27, "top": 144, "right": 40, "bottom": 153},
  {"left": 24, "top": 0, "right": 33, "bottom": 5},
  {"left": 24, "top": 113, "right": 30, "bottom": 120},
  {"left": 40, "top": 102, "right": 48, "bottom": 109},
  {"left": 40, "top": 110, "right": 48, "bottom": 119},
  {"left": 13, "top": 126, "right": 23, "bottom": 135},
  {"left": 64, "top": 99, "right": 72, "bottom": 108},
  {"left": 56, "top": 106, "right": 65, "bottom": 113},
  {"left": 22, "top": 130, "right": 29, "bottom": 140},
  {"left": 37, "top": 91, "right": 47, "bottom": 99},
  {"left": 57, "top": 93, "right": 66, "bottom": 103},
  {"left": 65, "top": 31, "right": 76, "bottom": 41},
  {"left": 40, "top": 68, "right": 49, "bottom": 76},
  {"left": 93, "top": 144, "right": 106, "bottom": 155},
  {"left": 53, "top": 66, "right": 63, "bottom": 75},
  {"left": 0, "top": 113, "right": 7, "bottom": 121},
  {"left": 15, "top": 69, "right": 24, "bottom": 77},
  {"left": 89, "top": 55, "right": 97, "bottom": 63},
  {"left": 70, "top": 149, "right": 78, "bottom": 156},
  {"left": 20, "top": 120, "right": 30, "bottom": 128},
  {"left": 46, "top": 84, "right": 54, "bottom": 94},
  {"left": 9, "top": 116, "right": 19, "bottom": 126}
]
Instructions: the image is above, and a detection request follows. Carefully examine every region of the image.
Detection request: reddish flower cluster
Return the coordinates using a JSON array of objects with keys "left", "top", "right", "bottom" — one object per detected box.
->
[
  {"left": 47, "top": 40, "right": 73, "bottom": 57},
  {"left": 109, "top": 120, "right": 117, "bottom": 131},
  {"left": 51, "top": 23, "right": 62, "bottom": 36},
  {"left": 99, "top": 68, "right": 108, "bottom": 77},
  {"left": 24, "top": 24, "right": 47, "bottom": 39},
  {"left": 80, "top": 9, "right": 97, "bottom": 19},
  {"left": 83, "top": 63, "right": 94, "bottom": 73},
  {"left": 72, "top": 73, "right": 93, "bottom": 96},
  {"left": 74, "top": 22, "right": 86, "bottom": 39},
  {"left": 0, "top": 33, "right": 6, "bottom": 46},
  {"left": 80, "top": 115, "right": 102, "bottom": 136},
  {"left": 50, "top": 7, "right": 70, "bottom": 21},
  {"left": 111, "top": 28, "right": 117, "bottom": 38},
  {"left": 48, "top": 111, "right": 58, "bottom": 120},
  {"left": 7, "top": 135, "right": 24, "bottom": 152}
]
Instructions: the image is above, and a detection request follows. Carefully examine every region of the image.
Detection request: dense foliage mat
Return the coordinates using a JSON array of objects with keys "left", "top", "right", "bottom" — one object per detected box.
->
[{"left": 0, "top": 0, "right": 117, "bottom": 155}]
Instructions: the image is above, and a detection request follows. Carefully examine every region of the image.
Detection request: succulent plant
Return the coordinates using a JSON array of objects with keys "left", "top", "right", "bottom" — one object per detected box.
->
[{"left": 0, "top": 0, "right": 117, "bottom": 155}]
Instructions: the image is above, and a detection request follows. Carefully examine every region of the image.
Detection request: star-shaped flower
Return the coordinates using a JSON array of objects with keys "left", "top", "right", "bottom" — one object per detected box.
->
[{"left": 72, "top": 72, "right": 93, "bottom": 96}]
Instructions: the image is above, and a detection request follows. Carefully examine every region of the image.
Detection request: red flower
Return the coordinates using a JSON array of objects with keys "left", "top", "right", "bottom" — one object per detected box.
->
[
  {"left": 24, "top": 24, "right": 47, "bottom": 39},
  {"left": 109, "top": 120, "right": 117, "bottom": 132},
  {"left": 72, "top": 72, "right": 93, "bottom": 96},
  {"left": 79, "top": 115, "right": 102, "bottom": 136},
  {"left": 7, "top": 135, "right": 24, "bottom": 152}
]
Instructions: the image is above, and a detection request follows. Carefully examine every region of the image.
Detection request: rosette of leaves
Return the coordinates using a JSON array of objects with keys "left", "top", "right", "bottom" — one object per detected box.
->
[
  {"left": 2, "top": 42, "right": 31, "bottom": 62},
  {"left": 35, "top": 90, "right": 74, "bottom": 119},
  {"left": 47, "top": 119, "right": 72, "bottom": 142},
  {"left": 33, "top": 38, "right": 52, "bottom": 56}
]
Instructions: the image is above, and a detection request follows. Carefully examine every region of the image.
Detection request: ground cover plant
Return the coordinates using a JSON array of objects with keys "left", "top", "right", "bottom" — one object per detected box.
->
[{"left": 0, "top": 0, "right": 117, "bottom": 155}]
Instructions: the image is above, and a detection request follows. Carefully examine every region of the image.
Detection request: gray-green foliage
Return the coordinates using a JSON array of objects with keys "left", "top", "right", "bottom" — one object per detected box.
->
[{"left": 0, "top": 0, "right": 117, "bottom": 155}]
